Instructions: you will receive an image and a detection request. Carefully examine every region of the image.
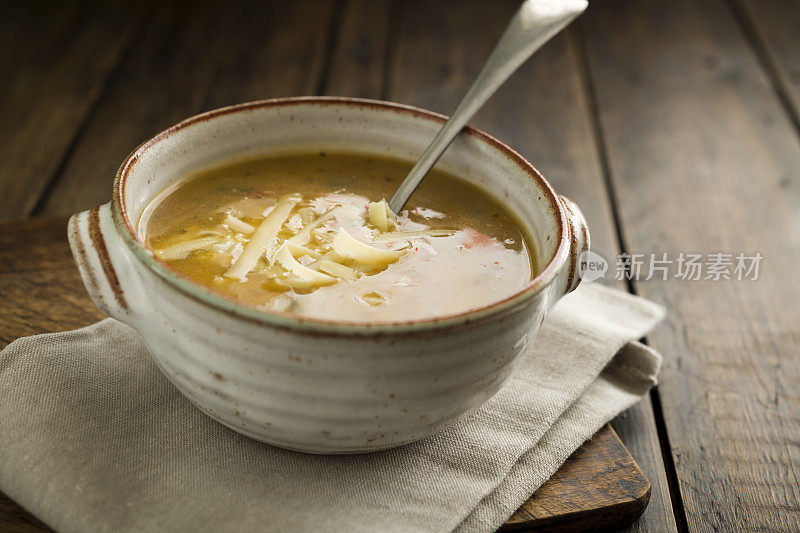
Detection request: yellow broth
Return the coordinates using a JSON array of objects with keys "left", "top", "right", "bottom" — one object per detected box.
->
[{"left": 139, "top": 151, "right": 536, "bottom": 322}]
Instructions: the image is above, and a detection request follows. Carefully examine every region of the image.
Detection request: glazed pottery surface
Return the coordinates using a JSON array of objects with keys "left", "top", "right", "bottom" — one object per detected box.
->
[{"left": 68, "top": 98, "right": 589, "bottom": 453}]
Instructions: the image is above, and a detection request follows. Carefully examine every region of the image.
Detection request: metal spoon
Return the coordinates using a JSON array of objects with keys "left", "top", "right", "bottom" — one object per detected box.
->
[{"left": 388, "top": 0, "right": 588, "bottom": 213}]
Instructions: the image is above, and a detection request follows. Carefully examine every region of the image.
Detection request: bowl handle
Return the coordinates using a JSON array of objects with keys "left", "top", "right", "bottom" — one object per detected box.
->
[
  {"left": 68, "top": 203, "right": 142, "bottom": 325},
  {"left": 550, "top": 195, "right": 590, "bottom": 307}
]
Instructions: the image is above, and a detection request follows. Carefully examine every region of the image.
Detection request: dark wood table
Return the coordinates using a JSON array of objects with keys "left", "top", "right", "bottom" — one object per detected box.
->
[{"left": 2, "top": 1, "right": 799, "bottom": 531}]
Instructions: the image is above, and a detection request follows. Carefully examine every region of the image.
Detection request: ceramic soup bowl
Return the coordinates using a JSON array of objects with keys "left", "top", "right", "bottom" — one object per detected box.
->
[{"left": 68, "top": 97, "right": 589, "bottom": 454}]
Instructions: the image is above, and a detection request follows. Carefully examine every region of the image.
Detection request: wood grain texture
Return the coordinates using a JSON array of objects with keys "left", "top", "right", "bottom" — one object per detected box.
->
[
  {"left": 735, "top": 0, "right": 800, "bottom": 125},
  {"left": 0, "top": 1, "right": 146, "bottom": 219},
  {"left": 36, "top": 0, "right": 334, "bottom": 216},
  {"left": 387, "top": 2, "right": 676, "bottom": 531},
  {"left": 323, "top": 0, "right": 394, "bottom": 98},
  {"left": 502, "top": 426, "right": 649, "bottom": 532},
  {"left": 582, "top": 0, "right": 800, "bottom": 530},
  {"left": 0, "top": 215, "right": 651, "bottom": 532},
  {"left": 0, "top": 217, "right": 104, "bottom": 347}
]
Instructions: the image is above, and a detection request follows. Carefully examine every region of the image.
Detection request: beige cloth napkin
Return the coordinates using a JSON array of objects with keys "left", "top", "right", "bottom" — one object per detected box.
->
[{"left": 0, "top": 284, "right": 664, "bottom": 533}]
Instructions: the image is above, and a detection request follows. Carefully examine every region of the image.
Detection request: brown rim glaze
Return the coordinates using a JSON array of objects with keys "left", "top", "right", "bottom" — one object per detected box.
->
[
  {"left": 110, "top": 97, "right": 570, "bottom": 334},
  {"left": 88, "top": 206, "right": 129, "bottom": 313},
  {"left": 68, "top": 215, "right": 102, "bottom": 310}
]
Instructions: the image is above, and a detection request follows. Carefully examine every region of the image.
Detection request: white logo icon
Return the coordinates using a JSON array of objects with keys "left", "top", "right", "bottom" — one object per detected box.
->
[{"left": 578, "top": 250, "right": 608, "bottom": 282}]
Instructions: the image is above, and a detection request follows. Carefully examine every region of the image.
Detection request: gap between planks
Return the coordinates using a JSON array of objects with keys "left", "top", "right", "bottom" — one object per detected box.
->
[
  {"left": 572, "top": 19, "right": 689, "bottom": 533},
  {"left": 724, "top": 0, "right": 800, "bottom": 143}
]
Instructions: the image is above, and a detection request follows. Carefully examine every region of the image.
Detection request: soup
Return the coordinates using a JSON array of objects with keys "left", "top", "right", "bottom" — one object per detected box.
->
[{"left": 139, "top": 151, "right": 536, "bottom": 322}]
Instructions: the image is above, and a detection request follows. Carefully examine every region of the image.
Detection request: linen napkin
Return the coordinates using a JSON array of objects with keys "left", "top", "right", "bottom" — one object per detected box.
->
[{"left": 0, "top": 283, "right": 664, "bottom": 533}]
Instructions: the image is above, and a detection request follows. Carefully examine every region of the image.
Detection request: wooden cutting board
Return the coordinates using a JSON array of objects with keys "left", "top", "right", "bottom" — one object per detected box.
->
[{"left": 0, "top": 216, "right": 650, "bottom": 532}]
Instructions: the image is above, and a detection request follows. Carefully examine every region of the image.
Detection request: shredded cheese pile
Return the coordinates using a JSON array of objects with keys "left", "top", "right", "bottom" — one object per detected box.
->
[{"left": 152, "top": 195, "right": 445, "bottom": 292}]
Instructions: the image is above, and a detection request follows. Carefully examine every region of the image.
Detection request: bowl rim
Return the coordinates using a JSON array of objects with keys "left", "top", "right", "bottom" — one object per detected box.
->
[{"left": 111, "top": 96, "right": 569, "bottom": 335}]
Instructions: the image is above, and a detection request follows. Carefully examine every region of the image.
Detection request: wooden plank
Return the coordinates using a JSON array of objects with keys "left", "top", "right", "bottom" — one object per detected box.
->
[
  {"left": 0, "top": 216, "right": 103, "bottom": 532},
  {"left": 503, "top": 426, "right": 649, "bottom": 532},
  {"left": 581, "top": 0, "right": 800, "bottom": 530},
  {"left": 0, "top": 1, "right": 146, "bottom": 219},
  {"left": 609, "top": 394, "right": 676, "bottom": 533},
  {"left": 0, "top": 217, "right": 649, "bottom": 532},
  {"left": 735, "top": 0, "right": 800, "bottom": 124},
  {"left": 36, "top": 0, "right": 334, "bottom": 216},
  {"left": 388, "top": 2, "right": 676, "bottom": 530},
  {"left": 324, "top": 0, "right": 394, "bottom": 98},
  {"left": 0, "top": 217, "right": 104, "bottom": 346}
]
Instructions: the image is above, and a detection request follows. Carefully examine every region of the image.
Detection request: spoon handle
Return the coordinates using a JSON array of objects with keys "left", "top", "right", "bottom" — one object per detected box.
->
[{"left": 388, "top": 0, "right": 587, "bottom": 213}]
